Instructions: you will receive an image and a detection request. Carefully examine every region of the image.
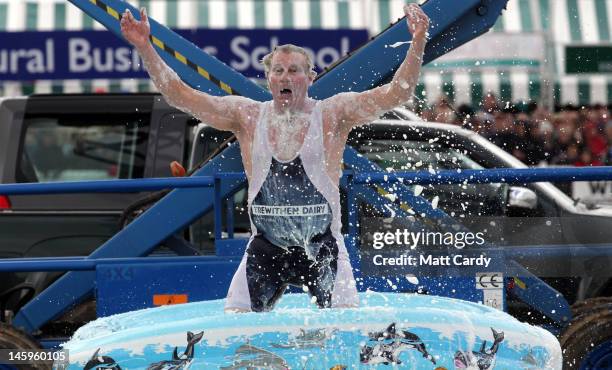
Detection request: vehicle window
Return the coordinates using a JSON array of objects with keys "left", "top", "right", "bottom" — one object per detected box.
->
[
  {"left": 17, "top": 113, "right": 149, "bottom": 183},
  {"left": 182, "top": 120, "right": 244, "bottom": 253},
  {"left": 353, "top": 139, "right": 484, "bottom": 172},
  {"left": 184, "top": 119, "right": 233, "bottom": 170},
  {"left": 348, "top": 132, "right": 507, "bottom": 218}
]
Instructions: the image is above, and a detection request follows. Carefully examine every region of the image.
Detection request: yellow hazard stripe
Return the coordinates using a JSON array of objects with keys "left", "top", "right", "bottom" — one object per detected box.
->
[
  {"left": 146, "top": 33, "right": 236, "bottom": 95},
  {"left": 90, "top": 0, "right": 237, "bottom": 95},
  {"left": 197, "top": 66, "right": 210, "bottom": 80},
  {"left": 89, "top": 0, "right": 119, "bottom": 20},
  {"left": 220, "top": 82, "right": 233, "bottom": 95},
  {"left": 151, "top": 36, "right": 164, "bottom": 50},
  {"left": 375, "top": 185, "right": 414, "bottom": 214},
  {"left": 107, "top": 7, "right": 119, "bottom": 19},
  {"left": 174, "top": 52, "right": 187, "bottom": 65}
]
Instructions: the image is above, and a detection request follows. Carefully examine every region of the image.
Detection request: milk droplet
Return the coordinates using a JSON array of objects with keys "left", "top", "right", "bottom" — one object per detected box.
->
[
  {"left": 431, "top": 196, "right": 439, "bottom": 209},
  {"left": 414, "top": 185, "right": 424, "bottom": 196},
  {"left": 385, "top": 193, "right": 397, "bottom": 202},
  {"left": 387, "top": 41, "right": 411, "bottom": 48}
]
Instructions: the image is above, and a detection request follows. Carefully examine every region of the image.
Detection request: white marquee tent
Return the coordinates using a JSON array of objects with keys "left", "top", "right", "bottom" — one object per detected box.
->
[{"left": 1, "top": 0, "right": 611, "bottom": 107}]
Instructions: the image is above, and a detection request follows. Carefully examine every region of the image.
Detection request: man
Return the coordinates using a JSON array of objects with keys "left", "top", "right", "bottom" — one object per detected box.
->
[{"left": 121, "top": 4, "right": 429, "bottom": 312}]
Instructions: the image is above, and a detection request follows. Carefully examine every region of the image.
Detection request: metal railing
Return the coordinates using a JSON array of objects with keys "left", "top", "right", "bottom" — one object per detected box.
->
[
  {"left": 2, "top": 166, "right": 611, "bottom": 195},
  {"left": 1, "top": 166, "right": 612, "bottom": 273}
]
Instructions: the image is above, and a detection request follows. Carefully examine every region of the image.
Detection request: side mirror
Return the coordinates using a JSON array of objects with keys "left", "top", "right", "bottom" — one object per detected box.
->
[{"left": 508, "top": 186, "right": 537, "bottom": 210}]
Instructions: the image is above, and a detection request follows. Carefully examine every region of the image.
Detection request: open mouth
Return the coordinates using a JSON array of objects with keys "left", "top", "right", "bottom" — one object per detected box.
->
[{"left": 280, "top": 88, "right": 292, "bottom": 96}]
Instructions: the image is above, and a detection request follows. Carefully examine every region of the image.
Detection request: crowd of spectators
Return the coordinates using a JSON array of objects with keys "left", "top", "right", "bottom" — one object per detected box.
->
[{"left": 416, "top": 93, "right": 612, "bottom": 167}]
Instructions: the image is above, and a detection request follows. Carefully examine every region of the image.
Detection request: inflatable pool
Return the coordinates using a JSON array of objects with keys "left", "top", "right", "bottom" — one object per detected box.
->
[{"left": 59, "top": 292, "right": 561, "bottom": 369}]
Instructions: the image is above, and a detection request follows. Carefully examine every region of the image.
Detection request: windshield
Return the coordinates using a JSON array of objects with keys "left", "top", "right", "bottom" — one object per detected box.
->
[
  {"left": 348, "top": 125, "right": 507, "bottom": 218},
  {"left": 18, "top": 113, "right": 149, "bottom": 183},
  {"left": 355, "top": 139, "right": 484, "bottom": 172},
  {"left": 463, "top": 128, "right": 577, "bottom": 211}
]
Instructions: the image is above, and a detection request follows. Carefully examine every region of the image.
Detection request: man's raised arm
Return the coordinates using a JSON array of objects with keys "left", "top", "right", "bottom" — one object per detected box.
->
[
  {"left": 120, "top": 8, "right": 252, "bottom": 133},
  {"left": 327, "top": 4, "right": 429, "bottom": 131}
]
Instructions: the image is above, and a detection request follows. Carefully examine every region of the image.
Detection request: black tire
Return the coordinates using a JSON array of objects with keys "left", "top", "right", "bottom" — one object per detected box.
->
[
  {"left": 559, "top": 303, "right": 612, "bottom": 369},
  {"left": 571, "top": 297, "right": 612, "bottom": 318},
  {"left": 0, "top": 323, "right": 50, "bottom": 370}
]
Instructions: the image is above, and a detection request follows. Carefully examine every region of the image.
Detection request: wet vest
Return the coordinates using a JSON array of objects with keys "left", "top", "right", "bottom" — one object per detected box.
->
[{"left": 247, "top": 101, "right": 342, "bottom": 260}]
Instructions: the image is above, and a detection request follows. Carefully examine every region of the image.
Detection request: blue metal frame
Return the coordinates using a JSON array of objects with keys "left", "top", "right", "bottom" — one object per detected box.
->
[
  {"left": 4, "top": 166, "right": 610, "bottom": 195},
  {"left": 11, "top": 0, "right": 514, "bottom": 331},
  {"left": 0, "top": 256, "right": 216, "bottom": 272},
  {"left": 581, "top": 340, "right": 612, "bottom": 370},
  {"left": 95, "top": 258, "right": 239, "bottom": 316},
  {"left": 4, "top": 166, "right": 612, "bottom": 334},
  {"left": 3, "top": 0, "right": 583, "bottom": 344},
  {"left": 68, "top": 0, "right": 511, "bottom": 101},
  {"left": 505, "top": 260, "right": 572, "bottom": 330},
  {"left": 354, "top": 166, "right": 612, "bottom": 185},
  {"left": 311, "top": 0, "right": 510, "bottom": 98},
  {"left": 10, "top": 144, "right": 247, "bottom": 333}
]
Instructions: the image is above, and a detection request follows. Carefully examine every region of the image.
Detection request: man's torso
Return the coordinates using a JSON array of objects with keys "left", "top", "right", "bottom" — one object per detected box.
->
[{"left": 234, "top": 100, "right": 349, "bottom": 186}]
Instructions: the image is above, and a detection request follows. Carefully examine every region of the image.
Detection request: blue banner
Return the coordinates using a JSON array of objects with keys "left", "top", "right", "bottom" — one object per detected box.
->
[{"left": 0, "top": 29, "right": 368, "bottom": 81}]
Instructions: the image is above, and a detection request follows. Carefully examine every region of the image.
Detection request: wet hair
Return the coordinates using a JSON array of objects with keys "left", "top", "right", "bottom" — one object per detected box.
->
[{"left": 261, "top": 44, "right": 317, "bottom": 79}]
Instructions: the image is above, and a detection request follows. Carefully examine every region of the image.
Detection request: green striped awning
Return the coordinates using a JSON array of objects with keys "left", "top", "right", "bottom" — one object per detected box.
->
[
  {"left": 1, "top": 0, "right": 611, "bottom": 106},
  {"left": 421, "top": 0, "right": 612, "bottom": 106},
  {"left": 416, "top": 70, "right": 612, "bottom": 107},
  {"left": 491, "top": 0, "right": 612, "bottom": 43}
]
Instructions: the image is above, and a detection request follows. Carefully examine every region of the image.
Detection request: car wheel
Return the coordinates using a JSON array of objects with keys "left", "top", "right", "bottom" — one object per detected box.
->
[
  {"left": 559, "top": 302, "right": 612, "bottom": 369},
  {"left": 0, "top": 323, "right": 49, "bottom": 370},
  {"left": 571, "top": 297, "right": 612, "bottom": 318}
]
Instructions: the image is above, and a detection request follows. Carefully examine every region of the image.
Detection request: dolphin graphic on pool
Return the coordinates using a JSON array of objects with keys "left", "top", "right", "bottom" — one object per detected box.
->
[
  {"left": 83, "top": 349, "right": 121, "bottom": 370},
  {"left": 221, "top": 343, "right": 290, "bottom": 370},
  {"left": 454, "top": 327, "right": 504, "bottom": 370},
  {"left": 146, "top": 331, "right": 204, "bottom": 370},
  {"left": 360, "top": 323, "right": 436, "bottom": 365}
]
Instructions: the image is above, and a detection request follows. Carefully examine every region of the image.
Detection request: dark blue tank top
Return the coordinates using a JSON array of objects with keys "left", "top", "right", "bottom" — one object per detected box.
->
[{"left": 250, "top": 156, "right": 332, "bottom": 256}]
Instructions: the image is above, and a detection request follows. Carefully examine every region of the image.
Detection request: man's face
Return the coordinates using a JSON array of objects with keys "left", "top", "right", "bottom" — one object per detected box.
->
[{"left": 267, "top": 51, "right": 313, "bottom": 111}]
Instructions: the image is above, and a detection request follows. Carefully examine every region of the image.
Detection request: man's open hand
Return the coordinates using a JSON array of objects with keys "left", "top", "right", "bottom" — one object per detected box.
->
[
  {"left": 404, "top": 3, "right": 429, "bottom": 39},
  {"left": 120, "top": 8, "right": 150, "bottom": 49}
]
